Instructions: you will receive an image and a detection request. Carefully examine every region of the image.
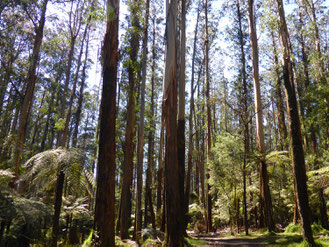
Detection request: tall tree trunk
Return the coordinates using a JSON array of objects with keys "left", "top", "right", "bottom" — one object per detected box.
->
[
  {"left": 61, "top": 24, "right": 89, "bottom": 147},
  {"left": 94, "top": 0, "right": 119, "bottom": 245},
  {"left": 204, "top": 0, "right": 212, "bottom": 233},
  {"left": 51, "top": 169, "right": 65, "bottom": 247},
  {"left": 41, "top": 85, "right": 55, "bottom": 151},
  {"left": 236, "top": 0, "right": 249, "bottom": 235},
  {"left": 276, "top": 0, "right": 315, "bottom": 245},
  {"left": 57, "top": 36, "right": 77, "bottom": 146},
  {"left": 119, "top": 0, "right": 140, "bottom": 239},
  {"left": 310, "top": 131, "right": 329, "bottom": 229},
  {"left": 57, "top": 0, "right": 84, "bottom": 145},
  {"left": 301, "top": 0, "right": 326, "bottom": 84},
  {"left": 247, "top": 0, "right": 274, "bottom": 231},
  {"left": 157, "top": 106, "right": 164, "bottom": 213},
  {"left": 164, "top": 0, "right": 184, "bottom": 245},
  {"left": 52, "top": 26, "right": 89, "bottom": 244},
  {"left": 144, "top": 38, "right": 156, "bottom": 230},
  {"left": 30, "top": 91, "right": 46, "bottom": 153},
  {"left": 136, "top": 0, "right": 149, "bottom": 241},
  {"left": 13, "top": 0, "right": 48, "bottom": 180},
  {"left": 185, "top": 0, "right": 200, "bottom": 228},
  {"left": 178, "top": 0, "right": 186, "bottom": 234},
  {"left": 271, "top": 32, "right": 288, "bottom": 151},
  {"left": 72, "top": 36, "right": 89, "bottom": 147},
  {"left": 155, "top": 11, "right": 164, "bottom": 216}
]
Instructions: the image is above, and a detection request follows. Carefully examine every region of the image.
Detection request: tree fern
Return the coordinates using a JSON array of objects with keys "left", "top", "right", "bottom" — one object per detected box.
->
[{"left": 21, "top": 148, "right": 93, "bottom": 198}]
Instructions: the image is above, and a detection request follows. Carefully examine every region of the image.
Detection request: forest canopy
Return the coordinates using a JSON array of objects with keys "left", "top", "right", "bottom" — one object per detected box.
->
[{"left": 0, "top": 0, "right": 329, "bottom": 246}]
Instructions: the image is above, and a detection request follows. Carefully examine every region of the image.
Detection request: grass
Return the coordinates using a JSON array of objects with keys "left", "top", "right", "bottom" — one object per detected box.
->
[
  {"left": 189, "top": 228, "right": 329, "bottom": 246},
  {"left": 232, "top": 231, "right": 329, "bottom": 246},
  {"left": 184, "top": 236, "right": 208, "bottom": 246}
]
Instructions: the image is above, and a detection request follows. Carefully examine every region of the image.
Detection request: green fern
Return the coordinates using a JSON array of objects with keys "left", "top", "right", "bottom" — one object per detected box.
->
[{"left": 22, "top": 148, "right": 94, "bottom": 198}]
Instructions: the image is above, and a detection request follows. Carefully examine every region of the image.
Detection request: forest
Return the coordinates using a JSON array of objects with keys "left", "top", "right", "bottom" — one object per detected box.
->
[{"left": 0, "top": 0, "right": 329, "bottom": 246}]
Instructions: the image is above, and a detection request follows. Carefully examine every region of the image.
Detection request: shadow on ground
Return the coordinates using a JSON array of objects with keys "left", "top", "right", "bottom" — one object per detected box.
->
[{"left": 191, "top": 233, "right": 303, "bottom": 246}]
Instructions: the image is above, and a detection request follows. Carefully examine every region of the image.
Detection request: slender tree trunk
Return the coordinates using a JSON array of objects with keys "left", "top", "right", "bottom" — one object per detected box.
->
[
  {"left": 193, "top": 66, "right": 203, "bottom": 200},
  {"left": 30, "top": 91, "right": 46, "bottom": 155},
  {"left": 119, "top": 0, "right": 140, "bottom": 239},
  {"left": 271, "top": 32, "right": 288, "bottom": 151},
  {"left": 276, "top": 0, "right": 315, "bottom": 244},
  {"left": 204, "top": 0, "right": 212, "bottom": 233},
  {"left": 136, "top": 0, "right": 149, "bottom": 242},
  {"left": 61, "top": 25, "right": 89, "bottom": 147},
  {"left": 94, "top": 0, "right": 119, "bottom": 245},
  {"left": 13, "top": 0, "right": 48, "bottom": 180},
  {"left": 310, "top": 131, "right": 329, "bottom": 229},
  {"left": 72, "top": 36, "right": 89, "bottom": 147},
  {"left": 51, "top": 170, "right": 65, "bottom": 247},
  {"left": 144, "top": 49, "right": 156, "bottom": 230},
  {"left": 247, "top": 0, "right": 274, "bottom": 231},
  {"left": 185, "top": 0, "right": 200, "bottom": 228},
  {"left": 57, "top": 36, "right": 76, "bottom": 146},
  {"left": 236, "top": 0, "right": 249, "bottom": 235},
  {"left": 177, "top": 0, "right": 186, "bottom": 235},
  {"left": 156, "top": 13, "right": 164, "bottom": 215},
  {"left": 157, "top": 107, "right": 164, "bottom": 213},
  {"left": 41, "top": 86, "right": 55, "bottom": 151}
]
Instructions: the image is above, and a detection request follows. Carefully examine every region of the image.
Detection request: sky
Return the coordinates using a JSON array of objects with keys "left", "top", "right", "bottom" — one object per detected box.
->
[{"left": 46, "top": 0, "right": 329, "bottom": 93}]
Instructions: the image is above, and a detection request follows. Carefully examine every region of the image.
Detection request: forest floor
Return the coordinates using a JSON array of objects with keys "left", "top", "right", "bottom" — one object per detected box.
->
[{"left": 188, "top": 230, "right": 329, "bottom": 246}]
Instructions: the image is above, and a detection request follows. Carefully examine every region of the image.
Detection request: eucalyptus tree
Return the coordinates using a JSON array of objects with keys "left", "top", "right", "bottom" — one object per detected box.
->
[
  {"left": 94, "top": 0, "right": 119, "bottom": 245},
  {"left": 13, "top": 0, "right": 49, "bottom": 181},
  {"left": 247, "top": 0, "right": 274, "bottom": 231},
  {"left": 204, "top": 0, "right": 213, "bottom": 233},
  {"left": 185, "top": 0, "right": 201, "bottom": 230},
  {"left": 119, "top": 0, "right": 141, "bottom": 239},
  {"left": 234, "top": 0, "right": 250, "bottom": 234},
  {"left": 275, "top": 0, "right": 315, "bottom": 245},
  {"left": 163, "top": 0, "right": 184, "bottom": 244},
  {"left": 56, "top": 0, "right": 90, "bottom": 147},
  {"left": 177, "top": 0, "right": 186, "bottom": 235},
  {"left": 136, "top": 0, "right": 150, "bottom": 242}
]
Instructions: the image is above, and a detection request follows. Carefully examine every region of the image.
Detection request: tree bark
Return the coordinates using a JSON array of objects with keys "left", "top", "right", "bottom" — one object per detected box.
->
[
  {"left": 271, "top": 32, "right": 288, "bottom": 151},
  {"left": 185, "top": 0, "right": 200, "bottom": 229},
  {"left": 247, "top": 0, "right": 274, "bottom": 231},
  {"left": 276, "top": 0, "right": 315, "bottom": 244},
  {"left": 164, "top": 0, "right": 184, "bottom": 244},
  {"left": 177, "top": 0, "right": 186, "bottom": 235},
  {"left": 61, "top": 23, "right": 89, "bottom": 147},
  {"left": 144, "top": 43, "right": 156, "bottom": 231},
  {"left": 94, "top": 0, "right": 119, "bottom": 245},
  {"left": 13, "top": 0, "right": 48, "bottom": 180},
  {"left": 119, "top": 0, "right": 140, "bottom": 239},
  {"left": 136, "top": 0, "right": 149, "bottom": 242},
  {"left": 157, "top": 106, "right": 164, "bottom": 213},
  {"left": 72, "top": 35, "right": 89, "bottom": 148},
  {"left": 41, "top": 84, "right": 56, "bottom": 151},
  {"left": 51, "top": 170, "right": 65, "bottom": 247},
  {"left": 236, "top": 0, "right": 249, "bottom": 235},
  {"left": 204, "top": 0, "right": 212, "bottom": 233}
]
